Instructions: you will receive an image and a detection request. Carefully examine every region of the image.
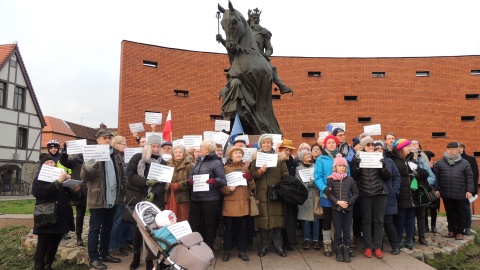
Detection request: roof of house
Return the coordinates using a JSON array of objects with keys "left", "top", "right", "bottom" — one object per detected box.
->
[
  {"left": 43, "top": 116, "right": 77, "bottom": 136},
  {"left": 65, "top": 121, "right": 98, "bottom": 143},
  {"left": 0, "top": 43, "right": 46, "bottom": 127}
]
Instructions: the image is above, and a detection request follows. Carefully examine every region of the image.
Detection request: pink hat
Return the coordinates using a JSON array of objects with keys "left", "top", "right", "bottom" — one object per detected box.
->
[{"left": 333, "top": 153, "right": 348, "bottom": 167}]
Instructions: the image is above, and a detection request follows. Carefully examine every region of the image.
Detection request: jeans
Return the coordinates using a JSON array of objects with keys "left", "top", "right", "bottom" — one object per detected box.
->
[
  {"left": 466, "top": 201, "right": 472, "bottom": 229},
  {"left": 395, "top": 207, "right": 416, "bottom": 242},
  {"left": 332, "top": 210, "right": 353, "bottom": 246},
  {"left": 360, "top": 195, "right": 387, "bottom": 250},
  {"left": 303, "top": 219, "right": 321, "bottom": 241},
  {"left": 88, "top": 206, "right": 116, "bottom": 261},
  {"left": 109, "top": 204, "right": 126, "bottom": 251}
]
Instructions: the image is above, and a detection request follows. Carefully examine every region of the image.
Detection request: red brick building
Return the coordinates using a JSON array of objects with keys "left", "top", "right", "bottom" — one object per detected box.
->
[{"left": 118, "top": 40, "right": 480, "bottom": 211}]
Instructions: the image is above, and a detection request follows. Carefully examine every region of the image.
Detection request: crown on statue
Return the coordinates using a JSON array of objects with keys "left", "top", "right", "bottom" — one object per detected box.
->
[{"left": 248, "top": 8, "right": 262, "bottom": 19}]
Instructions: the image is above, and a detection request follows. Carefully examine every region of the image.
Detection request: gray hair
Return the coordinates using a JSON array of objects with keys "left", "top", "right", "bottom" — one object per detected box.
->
[{"left": 200, "top": 139, "right": 217, "bottom": 153}]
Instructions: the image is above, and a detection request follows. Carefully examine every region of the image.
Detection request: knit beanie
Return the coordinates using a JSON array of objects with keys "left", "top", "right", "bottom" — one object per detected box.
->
[
  {"left": 333, "top": 153, "right": 348, "bottom": 167},
  {"left": 360, "top": 136, "right": 375, "bottom": 149},
  {"left": 39, "top": 153, "right": 54, "bottom": 164},
  {"left": 393, "top": 139, "right": 410, "bottom": 150},
  {"left": 155, "top": 210, "right": 177, "bottom": 227},
  {"left": 323, "top": 135, "right": 339, "bottom": 148},
  {"left": 257, "top": 134, "right": 273, "bottom": 146},
  {"left": 352, "top": 137, "right": 360, "bottom": 148},
  {"left": 332, "top": 128, "right": 344, "bottom": 136},
  {"left": 147, "top": 135, "right": 162, "bottom": 146}
]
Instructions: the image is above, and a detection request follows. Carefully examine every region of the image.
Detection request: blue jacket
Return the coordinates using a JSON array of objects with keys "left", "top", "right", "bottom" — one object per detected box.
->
[
  {"left": 314, "top": 152, "right": 350, "bottom": 207},
  {"left": 384, "top": 157, "right": 401, "bottom": 215},
  {"left": 417, "top": 158, "right": 436, "bottom": 186},
  {"left": 189, "top": 152, "right": 226, "bottom": 202}
]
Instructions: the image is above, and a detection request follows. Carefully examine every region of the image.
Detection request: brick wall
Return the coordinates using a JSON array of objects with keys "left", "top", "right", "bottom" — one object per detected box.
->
[{"left": 118, "top": 40, "right": 480, "bottom": 212}]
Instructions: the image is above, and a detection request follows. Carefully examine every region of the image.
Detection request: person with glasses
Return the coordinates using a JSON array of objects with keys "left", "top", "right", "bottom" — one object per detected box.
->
[
  {"left": 350, "top": 136, "right": 391, "bottom": 259},
  {"left": 310, "top": 143, "right": 322, "bottom": 163},
  {"left": 374, "top": 141, "right": 402, "bottom": 255},
  {"left": 333, "top": 128, "right": 354, "bottom": 163}
]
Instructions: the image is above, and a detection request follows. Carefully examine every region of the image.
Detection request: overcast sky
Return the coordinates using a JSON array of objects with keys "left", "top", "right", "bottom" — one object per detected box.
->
[{"left": 1, "top": 0, "right": 479, "bottom": 129}]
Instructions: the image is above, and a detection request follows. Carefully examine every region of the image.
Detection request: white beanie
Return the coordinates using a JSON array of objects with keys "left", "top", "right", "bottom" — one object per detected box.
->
[{"left": 155, "top": 210, "right": 177, "bottom": 227}]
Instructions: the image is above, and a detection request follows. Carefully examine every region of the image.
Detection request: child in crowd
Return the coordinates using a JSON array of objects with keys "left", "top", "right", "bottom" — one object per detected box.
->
[
  {"left": 153, "top": 210, "right": 178, "bottom": 254},
  {"left": 325, "top": 154, "right": 359, "bottom": 263}
]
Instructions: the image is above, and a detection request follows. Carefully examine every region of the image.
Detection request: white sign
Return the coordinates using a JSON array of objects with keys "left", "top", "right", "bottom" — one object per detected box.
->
[
  {"left": 146, "top": 132, "right": 163, "bottom": 144},
  {"left": 38, "top": 165, "right": 64, "bottom": 182},
  {"left": 183, "top": 135, "right": 202, "bottom": 149},
  {"left": 225, "top": 171, "right": 247, "bottom": 186},
  {"left": 215, "top": 120, "right": 231, "bottom": 132},
  {"left": 162, "top": 154, "right": 172, "bottom": 162},
  {"left": 359, "top": 152, "right": 383, "bottom": 168},
  {"left": 214, "top": 132, "right": 229, "bottom": 147},
  {"left": 193, "top": 174, "right": 209, "bottom": 192},
  {"left": 203, "top": 131, "right": 215, "bottom": 142},
  {"left": 62, "top": 179, "right": 83, "bottom": 188},
  {"left": 66, "top": 139, "right": 87, "bottom": 155},
  {"left": 364, "top": 124, "right": 382, "bottom": 136},
  {"left": 408, "top": 161, "right": 418, "bottom": 171},
  {"left": 234, "top": 135, "right": 249, "bottom": 145},
  {"left": 242, "top": 148, "right": 257, "bottom": 162},
  {"left": 167, "top": 220, "right": 193, "bottom": 239},
  {"left": 145, "top": 112, "right": 162, "bottom": 125},
  {"left": 255, "top": 152, "right": 278, "bottom": 168},
  {"left": 129, "top": 122, "right": 145, "bottom": 133},
  {"left": 266, "top": 134, "right": 282, "bottom": 149},
  {"left": 327, "top": 122, "right": 346, "bottom": 132},
  {"left": 172, "top": 139, "right": 184, "bottom": 148},
  {"left": 146, "top": 163, "right": 175, "bottom": 183},
  {"left": 83, "top": 145, "right": 110, "bottom": 162},
  {"left": 124, "top": 147, "right": 142, "bottom": 164},
  {"left": 318, "top": 131, "right": 329, "bottom": 138},
  {"left": 298, "top": 168, "right": 315, "bottom": 182},
  {"left": 469, "top": 194, "right": 478, "bottom": 203}
]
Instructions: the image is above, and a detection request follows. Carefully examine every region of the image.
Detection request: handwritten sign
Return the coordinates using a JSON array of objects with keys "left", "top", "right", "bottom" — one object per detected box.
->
[
  {"left": 183, "top": 135, "right": 202, "bottom": 149},
  {"left": 66, "top": 139, "right": 86, "bottom": 155},
  {"left": 146, "top": 132, "right": 163, "bottom": 145},
  {"left": 215, "top": 120, "right": 231, "bottom": 132},
  {"left": 298, "top": 168, "right": 315, "bottom": 182},
  {"left": 62, "top": 179, "right": 83, "bottom": 188},
  {"left": 226, "top": 171, "right": 247, "bottom": 186},
  {"left": 146, "top": 163, "right": 175, "bottom": 183},
  {"left": 167, "top": 221, "right": 193, "bottom": 239},
  {"left": 193, "top": 174, "right": 209, "bottom": 192},
  {"left": 83, "top": 145, "right": 110, "bottom": 161},
  {"left": 129, "top": 122, "right": 145, "bottom": 133},
  {"left": 242, "top": 148, "right": 257, "bottom": 162},
  {"left": 124, "top": 147, "right": 142, "bottom": 164},
  {"left": 145, "top": 111, "right": 162, "bottom": 125},
  {"left": 255, "top": 152, "right": 278, "bottom": 168},
  {"left": 359, "top": 152, "right": 383, "bottom": 168},
  {"left": 38, "top": 165, "right": 64, "bottom": 182},
  {"left": 364, "top": 124, "right": 381, "bottom": 136}
]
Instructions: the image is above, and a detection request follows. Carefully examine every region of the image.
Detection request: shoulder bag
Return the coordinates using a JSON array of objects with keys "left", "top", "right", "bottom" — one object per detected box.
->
[{"left": 34, "top": 202, "right": 58, "bottom": 228}]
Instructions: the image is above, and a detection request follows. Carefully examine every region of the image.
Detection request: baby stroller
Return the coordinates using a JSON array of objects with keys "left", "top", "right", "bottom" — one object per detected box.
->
[{"left": 131, "top": 201, "right": 214, "bottom": 270}]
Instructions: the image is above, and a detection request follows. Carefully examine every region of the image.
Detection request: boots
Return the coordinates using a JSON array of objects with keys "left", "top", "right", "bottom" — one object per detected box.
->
[
  {"left": 76, "top": 234, "right": 83, "bottom": 246},
  {"left": 44, "top": 260, "right": 53, "bottom": 270},
  {"left": 431, "top": 226, "right": 437, "bottom": 233},
  {"left": 336, "top": 245, "right": 344, "bottom": 262},
  {"left": 313, "top": 240, "right": 321, "bottom": 251},
  {"left": 323, "top": 230, "right": 332, "bottom": 256},
  {"left": 303, "top": 240, "right": 310, "bottom": 250},
  {"left": 129, "top": 253, "right": 140, "bottom": 270},
  {"left": 34, "top": 262, "right": 45, "bottom": 270},
  {"left": 222, "top": 250, "right": 230, "bottom": 262},
  {"left": 405, "top": 237, "right": 414, "bottom": 250},
  {"left": 343, "top": 246, "right": 351, "bottom": 262}
]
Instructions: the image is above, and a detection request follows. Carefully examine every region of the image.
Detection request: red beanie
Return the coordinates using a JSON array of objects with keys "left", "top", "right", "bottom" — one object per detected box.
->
[{"left": 323, "top": 135, "right": 339, "bottom": 148}]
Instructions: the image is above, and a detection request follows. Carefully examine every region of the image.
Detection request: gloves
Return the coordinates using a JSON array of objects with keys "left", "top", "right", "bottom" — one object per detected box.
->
[
  {"left": 146, "top": 179, "right": 158, "bottom": 187},
  {"left": 63, "top": 142, "right": 68, "bottom": 154},
  {"left": 380, "top": 158, "right": 386, "bottom": 167},
  {"left": 188, "top": 178, "right": 194, "bottom": 186},
  {"left": 324, "top": 187, "right": 332, "bottom": 196},
  {"left": 307, "top": 181, "right": 316, "bottom": 188},
  {"left": 243, "top": 172, "right": 253, "bottom": 181},
  {"left": 206, "top": 178, "right": 216, "bottom": 185},
  {"left": 170, "top": 183, "right": 180, "bottom": 192},
  {"left": 84, "top": 158, "right": 96, "bottom": 172},
  {"left": 145, "top": 192, "right": 154, "bottom": 202}
]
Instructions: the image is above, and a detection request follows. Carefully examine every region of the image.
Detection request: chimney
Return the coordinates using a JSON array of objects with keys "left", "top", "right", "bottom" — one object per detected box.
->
[{"left": 99, "top": 122, "right": 107, "bottom": 129}]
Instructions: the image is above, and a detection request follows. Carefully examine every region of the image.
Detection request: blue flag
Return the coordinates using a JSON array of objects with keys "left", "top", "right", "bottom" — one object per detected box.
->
[{"left": 229, "top": 114, "right": 244, "bottom": 144}]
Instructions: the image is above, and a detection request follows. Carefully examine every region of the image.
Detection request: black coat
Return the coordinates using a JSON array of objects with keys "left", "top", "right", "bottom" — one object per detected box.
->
[
  {"left": 278, "top": 174, "right": 308, "bottom": 205},
  {"left": 32, "top": 170, "right": 75, "bottom": 234},
  {"left": 326, "top": 176, "right": 359, "bottom": 212},
  {"left": 434, "top": 157, "right": 474, "bottom": 200},
  {"left": 351, "top": 155, "right": 391, "bottom": 196},
  {"left": 285, "top": 156, "right": 297, "bottom": 176},
  {"left": 60, "top": 153, "right": 87, "bottom": 207},
  {"left": 461, "top": 152, "right": 479, "bottom": 195},
  {"left": 189, "top": 152, "right": 226, "bottom": 202}
]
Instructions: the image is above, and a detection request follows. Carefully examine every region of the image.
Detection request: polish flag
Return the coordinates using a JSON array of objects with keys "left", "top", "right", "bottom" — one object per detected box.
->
[{"left": 163, "top": 110, "right": 172, "bottom": 142}]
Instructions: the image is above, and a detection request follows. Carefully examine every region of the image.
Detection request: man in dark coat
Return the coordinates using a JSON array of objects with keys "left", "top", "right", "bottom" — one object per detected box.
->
[
  {"left": 434, "top": 142, "right": 474, "bottom": 240},
  {"left": 459, "top": 142, "right": 479, "bottom": 235}
]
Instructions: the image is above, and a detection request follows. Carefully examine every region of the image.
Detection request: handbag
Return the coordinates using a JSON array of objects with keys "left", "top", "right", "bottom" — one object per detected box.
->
[
  {"left": 418, "top": 184, "right": 437, "bottom": 206},
  {"left": 34, "top": 202, "right": 57, "bottom": 228},
  {"left": 249, "top": 191, "right": 259, "bottom": 216},
  {"left": 314, "top": 192, "right": 323, "bottom": 218},
  {"left": 267, "top": 184, "right": 281, "bottom": 201}
]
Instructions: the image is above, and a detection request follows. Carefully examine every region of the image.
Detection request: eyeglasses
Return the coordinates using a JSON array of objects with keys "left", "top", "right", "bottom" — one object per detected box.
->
[
  {"left": 410, "top": 141, "right": 419, "bottom": 145},
  {"left": 365, "top": 143, "right": 375, "bottom": 147},
  {"left": 337, "top": 134, "right": 346, "bottom": 137}
]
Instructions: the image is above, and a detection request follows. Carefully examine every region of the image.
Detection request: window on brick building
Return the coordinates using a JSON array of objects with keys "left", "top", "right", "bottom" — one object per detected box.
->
[
  {"left": 210, "top": 114, "right": 223, "bottom": 120},
  {"left": 471, "top": 70, "right": 480, "bottom": 75},
  {"left": 461, "top": 116, "right": 476, "bottom": 121},
  {"left": 416, "top": 71, "right": 429, "bottom": 77},
  {"left": 344, "top": 96, "right": 358, "bottom": 101},
  {"left": 143, "top": 60, "right": 158, "bottom": 68},
  {"left": 272, "top": 94, "right": 281, "bottom": 100},
  {"left": 358, "top": 117, "right": 371, "bottom": 123},
  {"left": 432, "top": 132, "right": 446, "bottom": 138},
  {"left": 302, "top": 133, "right": 315, "bottom": 138},
  {"left": 174, "top": 90, "right": 189, "bottom": 97},
  {"left": 466, "top": 94, "right": 479, "bottom": 100},
  {"left": 372, "top": 72, "right": 385, "bottom": 78},
  {"left": 308, "top": 71, "right": 321, "bottom": 77},
  {"left": 473, "top": 152, "right": 480, "bottom": 157}
]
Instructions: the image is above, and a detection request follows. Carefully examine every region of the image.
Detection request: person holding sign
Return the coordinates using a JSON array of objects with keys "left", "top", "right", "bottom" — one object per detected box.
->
[
  {"left": 389, "top": 139, "right": 430, "bottom": 250},
  {"left": 295, "top": 151, "right": 321, "bottom": 251},
  {"left": 250, "top": 134, "right": 289, "bottom": 257},
  {"left": 220, "top": 146, "right": 255, "bottom": 262},
  {"left": 188, "top": 140, "right": 227, "bottom": 249},
  {"left": 165, "top": 145, "right": 194, "bottom": 222},
  {"left": 350, "top": 136, "right": 391, "bottom": 259},
  {"left": 32, "top": 153, "right": 76, "bottom": 270},
  {"left": 314, "top": 135, "right": 340, "bottom": 257},
  {"left": 125, "top": 134, "right": 167, "bottom": 270}
]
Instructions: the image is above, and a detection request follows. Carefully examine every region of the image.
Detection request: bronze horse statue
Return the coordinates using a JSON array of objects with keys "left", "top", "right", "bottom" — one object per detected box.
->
[{"left": 218, "top": 1, "right": 282, "bottom": 135}]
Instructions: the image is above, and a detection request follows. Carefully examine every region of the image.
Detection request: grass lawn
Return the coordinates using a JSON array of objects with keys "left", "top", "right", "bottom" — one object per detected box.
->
[{"left": 0, "top": 200, "right": 89, "bottom": 215}]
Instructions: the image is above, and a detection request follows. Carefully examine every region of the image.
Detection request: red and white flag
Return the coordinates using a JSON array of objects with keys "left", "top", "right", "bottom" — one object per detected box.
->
[{"left": 163, "top": 110, "right": 172, "bottom": 142}]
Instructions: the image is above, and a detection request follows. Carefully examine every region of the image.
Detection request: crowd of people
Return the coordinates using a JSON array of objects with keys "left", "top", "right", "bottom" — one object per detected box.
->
[{"left": 30, "top": 127, "right": 479, "bottom": 269}]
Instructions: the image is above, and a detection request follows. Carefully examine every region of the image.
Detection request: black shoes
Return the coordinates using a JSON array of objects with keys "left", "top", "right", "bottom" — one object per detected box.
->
[
  {"left": 284, "top": 244, "right": 294, "bottom": 251},
  {"left": 109, "top": 249, "right": 129, "bottom": 257},
  {"left": 89, "top": 260, "right": 107, "bottom": 270},
  {"left": 130, "top": 253, "right": 140, "bottom": 270},
  {"left": 419, "top": 237, "right": 428, "bottom": 245},
  {"left": 238, "top": 251, "right": 249, "bottom": 261},
  {"left": 258, "top": 248, "right": 267, "bottom": 257},
  {"left": 76, "top": 235, "right": 83, "bottom": 246},
  {"left": 100, "top": 255, "right": 121, "bottom": 263},
  {"left": 222, "top": 250, "right": 230, "bottom": 262},
  {"left": 431, "top": 226, "right": 437, "bottom": 233},
  {"left": 391, "top": 247, "right": 401, "bottom": 255},
  {"left": 276, "top": 248, "right": 287, "bottom": 257}
]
